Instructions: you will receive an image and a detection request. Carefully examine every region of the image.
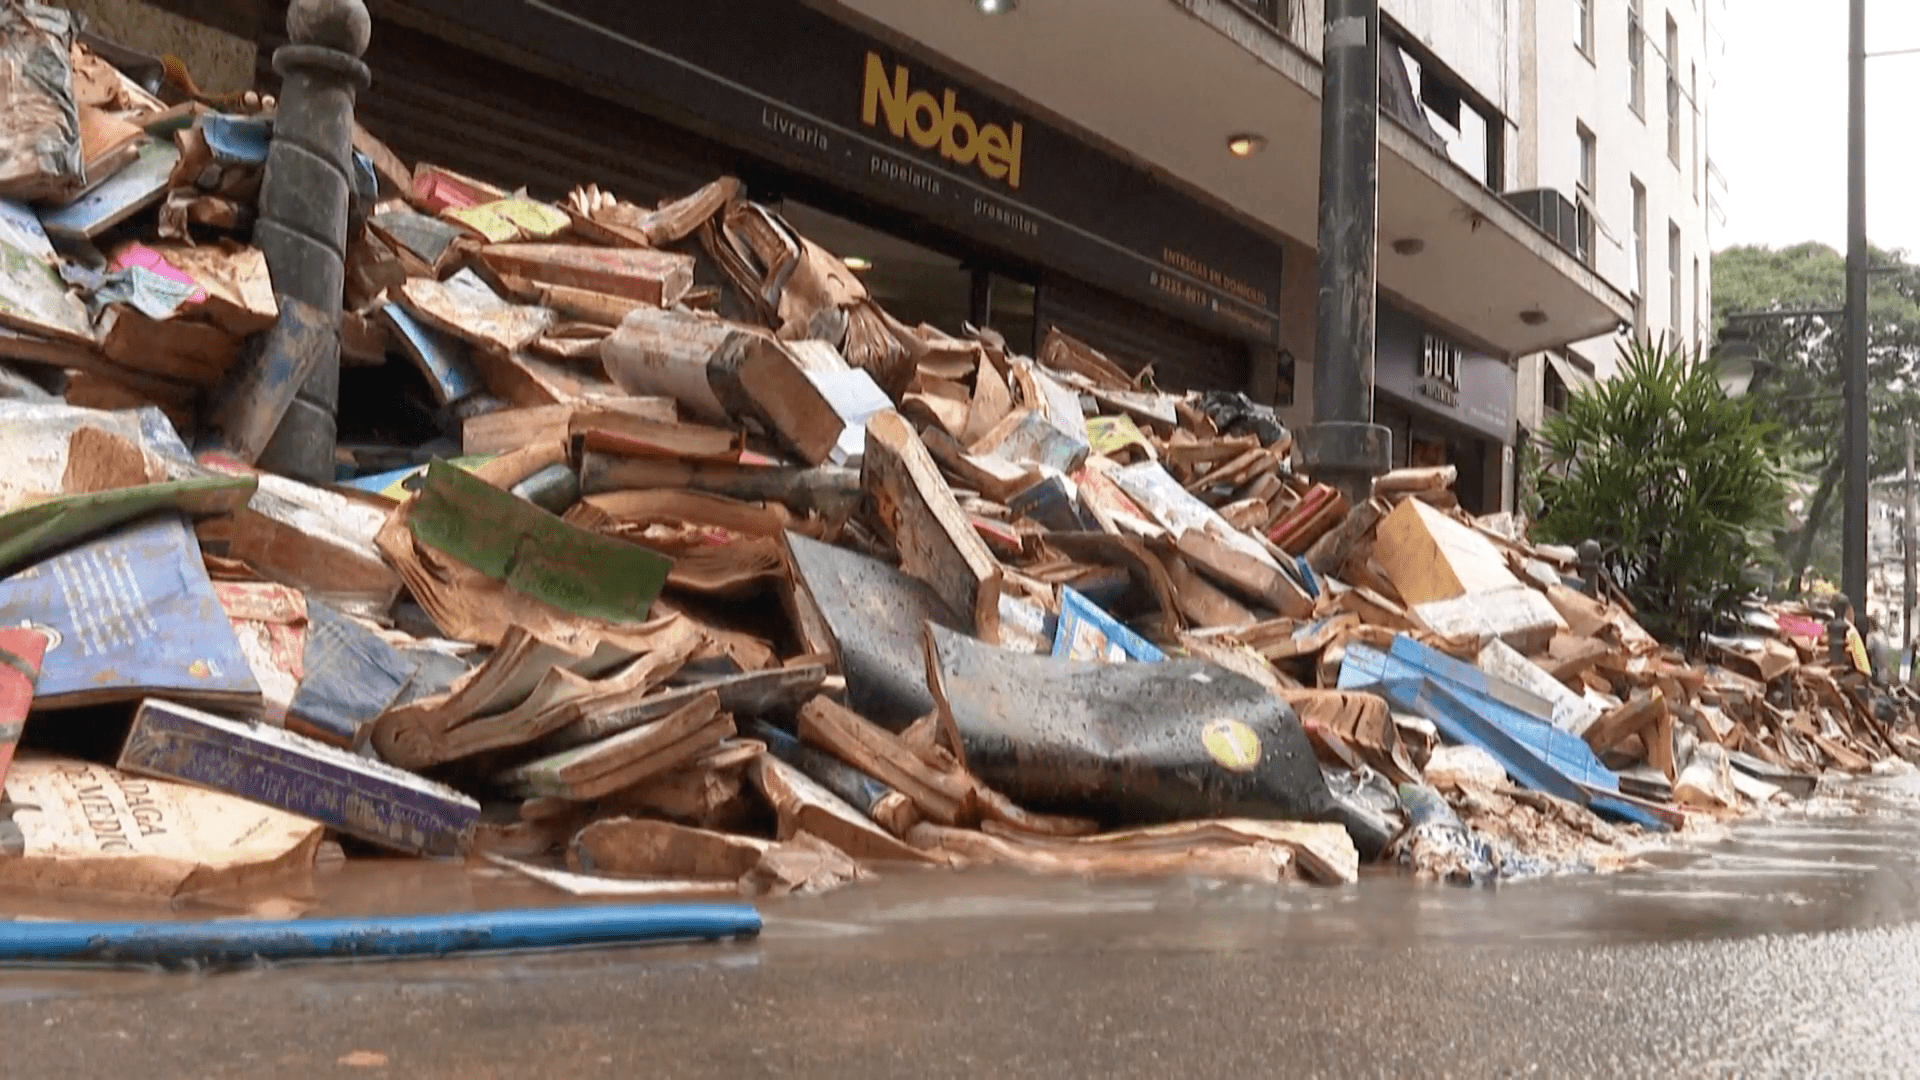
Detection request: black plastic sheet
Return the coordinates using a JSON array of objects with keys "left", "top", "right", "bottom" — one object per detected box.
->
[
  {"left": 786, "top": 532, "right": 965, "bottom": 731},
  {"left": 1194, "top": 390, "right": 1289, "bottom": 448},
  {"left": 925, "top": 624, "right": 1338, "bottom": 827}
]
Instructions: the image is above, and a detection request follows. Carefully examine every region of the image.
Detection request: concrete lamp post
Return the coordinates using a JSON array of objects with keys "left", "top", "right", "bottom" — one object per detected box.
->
[{"left": 250, "top": 0, "right": 372, "bottom": 483}]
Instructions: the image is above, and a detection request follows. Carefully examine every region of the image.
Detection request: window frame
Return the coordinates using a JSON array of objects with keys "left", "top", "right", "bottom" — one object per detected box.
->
[
  {"left": 1692, "top": 256, "right": 1703, "bottom": 354},
  {"left": 1544, "top": 363, "right": 1571, "bottom": 414},
  {"left": 1631, "top": 177, "right": 1648, "bottom": 330},
  {"left": 1384, "top": 22, "right": 1507, "bottom": 189},
  {"left": 1690, "top": 63, "right": 1702, "bottom": 202},
  {"left": 1628, "top": 0, "right": 1647, "bottom": 119},
  {"left": 1665, "top": 16, "right": 1682, "bottom": 165},
  {"left": 1224, "top": 0, "right": 1286, "bottom": 34},
  {"left": 1668, "top": 220, "right": 1683, "bottom": 334},
  {"left": 1577, "top": 122, "right": 1597, "bottom": 196}
]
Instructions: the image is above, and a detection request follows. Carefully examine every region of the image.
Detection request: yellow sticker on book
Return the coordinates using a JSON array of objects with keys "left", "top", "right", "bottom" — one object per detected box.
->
[
  {"left": 445, "top": 198, "right": 571, "bottom": 244},
  {"left": 1202, "top": 718, "right": 1261, "bottom": 773}
]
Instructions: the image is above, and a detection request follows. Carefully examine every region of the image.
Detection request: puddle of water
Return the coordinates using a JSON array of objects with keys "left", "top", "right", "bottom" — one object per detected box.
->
[
  {"left": 1728, "top": 838, "right": 1918, "bottom": 855},
  {"left": 1607, "top": 888, "right": 1816, "bottom": 903},
  {"left": 0, "top": 780, "right": 1915, "bottom": 998}
]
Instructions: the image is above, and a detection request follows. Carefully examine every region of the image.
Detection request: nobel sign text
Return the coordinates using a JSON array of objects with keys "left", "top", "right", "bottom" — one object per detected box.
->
[{"left": 861, "top": 52, "right": 1024, "bottom": 189}]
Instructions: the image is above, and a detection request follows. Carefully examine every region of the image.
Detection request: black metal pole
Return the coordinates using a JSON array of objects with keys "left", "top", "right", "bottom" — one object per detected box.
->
[
  {"left": 1844, "top": 0, "right": 1870, "bottom": 616},
  {"left": 1299, "top": 0, "right": 1391, "bottom": 506}
]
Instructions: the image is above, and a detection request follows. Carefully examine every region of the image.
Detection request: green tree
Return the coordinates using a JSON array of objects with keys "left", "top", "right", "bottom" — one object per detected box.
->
[
  {"left": 1711, "top": 243, "right": 1920, "bottom": 587},
  {"left": 1532, "top": 338, "right": 1794, "bottom": 647}
]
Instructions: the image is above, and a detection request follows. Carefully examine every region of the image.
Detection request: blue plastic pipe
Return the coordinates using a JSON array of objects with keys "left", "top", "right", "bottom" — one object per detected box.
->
[{"left": 0, "top": 903, "right": 761, "bottom": 967}]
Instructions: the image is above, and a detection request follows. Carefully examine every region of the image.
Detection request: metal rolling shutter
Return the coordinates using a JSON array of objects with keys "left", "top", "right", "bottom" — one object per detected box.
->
[
  {"left": 352, "top": 23, "right": 734, "bottom": 205},
  {"left": 1035, "top": 274, "right": 1252, "bottom": 393},
  {"left": 288, "top": 20, "right": 1260, "bottom": 398}
]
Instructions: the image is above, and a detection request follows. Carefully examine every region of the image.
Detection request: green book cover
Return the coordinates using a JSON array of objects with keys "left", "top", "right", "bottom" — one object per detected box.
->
[
  {"left": 408, "top": 460, "right": 671, "bottom": 624},
  {"left": 0, "top": 474, "right": 256, "bottom": 577}
]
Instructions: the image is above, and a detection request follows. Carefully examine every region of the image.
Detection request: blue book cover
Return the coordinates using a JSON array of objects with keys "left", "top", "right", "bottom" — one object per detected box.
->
[
  {"left": 0, "top": 514, "right": 260, "bottom": 709},
  {"left": 1052, "top": 585, "right": 1165, "bottom": 664},
  {"left": 379, "top": 302, "right": 484, "bottom": 407},
  {"left": 39, "top": 140, "right": 180, "bottom": 241},
  {"left": 1338, "top": 639, "right": 1619, "bottom": 794}
]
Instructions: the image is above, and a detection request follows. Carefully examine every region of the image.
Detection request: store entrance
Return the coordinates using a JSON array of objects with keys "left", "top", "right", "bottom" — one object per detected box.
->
[
  {"left": 1407, "top": 432, "right": 1488, "bottom": 514},
  {"left": 776, "top": 203, "right": 1037, "bottom": 352},
  {"left": 1380, "top": 400, "right": 1496, "bottom": 515}
]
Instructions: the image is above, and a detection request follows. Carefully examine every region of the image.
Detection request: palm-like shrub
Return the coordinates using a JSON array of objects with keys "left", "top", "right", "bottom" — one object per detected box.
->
[{"left": 1531, "top": 338, "right": 1795, "bottom": 646}]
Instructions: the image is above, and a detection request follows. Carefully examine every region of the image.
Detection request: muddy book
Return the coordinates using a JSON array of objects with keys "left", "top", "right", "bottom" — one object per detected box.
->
[
  {"left": 0, "top": 514, "right": 260, "bottom": 709},
  {"left": 120, "top": 697, "right": 480, "bottom": 857}
]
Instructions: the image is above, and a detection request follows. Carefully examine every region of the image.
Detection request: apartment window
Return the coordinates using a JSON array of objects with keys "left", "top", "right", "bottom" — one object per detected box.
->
[
  {"left": 1575, "top": 123, "right": 1598, "bottom": 265},
  {"left": 1665, "top": 16, "right": 1681, "bottom": 165},
  {"left": 1690, "top": 64, "right": 1701, "bottom": 201},
  {"left": 1693, "top": 256, "right": 1703, "bottom": 353},
  {"left": 1387, "top": 28, "right": 1505, "bottom": 189},
  {"left": 1577, "top": 123, "right": 1597, "bottom": 195},
  {"left": 1668, "top": 221, "right": 1683, "bottom": 334},
  {"left": 1575, "top": 0, "right": 1594, "bottom": 57},
  {"left": 1628, "top": 0, "right": 1646, "bottom": 118},
  {"left": 1225, "top": 0, "right": 1285, "bottom": 33},
  {"left": 1631, "top": 178, "right": 1648, "bottom": 329},
  {"left": 1545, "top": 363, "right": 1571, "bottom": 414},
  {"left": 1544, "top": 352, "right": 1594, "bottom": 414}
]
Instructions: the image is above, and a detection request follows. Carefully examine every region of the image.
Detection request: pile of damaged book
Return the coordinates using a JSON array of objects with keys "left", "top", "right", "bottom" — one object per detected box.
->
[{"left": 0, "top": 4, "right": 1900, "bottom": 913}]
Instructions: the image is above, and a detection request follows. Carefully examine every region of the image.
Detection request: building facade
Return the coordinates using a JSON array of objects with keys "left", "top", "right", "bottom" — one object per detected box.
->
[
  {"left": 136, "top": 0, "right": 1657, "bottom": 514},
  {"left": 1513, "top": 0, "right": 1726, "bottom": 435}
]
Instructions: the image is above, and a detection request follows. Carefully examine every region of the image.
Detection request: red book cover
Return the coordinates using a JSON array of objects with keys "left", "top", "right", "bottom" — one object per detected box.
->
[
  {"left": 412, "top": 170, "right": 483, "bottom": 213},
  {"left": 0, "top": 628, "right": 49, "bottom": 788},
  {"left": 1268, "top": 484, "right": 1337, "bottom": 546}
]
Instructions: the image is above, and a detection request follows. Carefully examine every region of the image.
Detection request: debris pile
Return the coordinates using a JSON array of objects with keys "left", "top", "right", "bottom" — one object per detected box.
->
[{"left": 0, "top": 10, "right": 1903, "bottom": 909}]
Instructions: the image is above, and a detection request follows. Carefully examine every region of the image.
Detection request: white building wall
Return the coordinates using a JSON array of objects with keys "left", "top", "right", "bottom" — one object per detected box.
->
[
  {"left": 1529, "top": 0, "right": 1722, "bottom": 380},
  {"left": 1381, "top": 0, "right": 1518, "bottom": 117},
  {"left": 1287, "top": 0, "right": 1714, "bottom": 369},
  {"left": 1278, "top": 0, "right": 1721, "bottom": 456}
]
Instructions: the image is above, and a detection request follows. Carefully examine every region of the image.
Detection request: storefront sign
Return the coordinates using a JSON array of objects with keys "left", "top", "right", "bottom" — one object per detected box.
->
[
  {"left": 387, "top": 0, "right": 1282, "bottom": 343},
  {"left": 1417, "top": 333, "right": 1462, "bottom": 406},
  {"left": 1419, "top": 334, "right": 1461, "bottom": 386},
  {"left": 1376, "top": 307, "right": 1514, "bottom": 443},
  {"left": 861, "top": 53, "right": 1023, "bottom": 189}
]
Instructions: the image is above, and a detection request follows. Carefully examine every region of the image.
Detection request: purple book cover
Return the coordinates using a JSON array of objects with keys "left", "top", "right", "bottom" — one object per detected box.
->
[{"left": 120, "top": 697, "right": 479, "bottom": 858}]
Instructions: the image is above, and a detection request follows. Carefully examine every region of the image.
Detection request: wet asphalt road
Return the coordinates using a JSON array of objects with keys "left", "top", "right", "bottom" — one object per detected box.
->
[{"left": 9, "top": 776, "right": 1920, "bottom": 1078}]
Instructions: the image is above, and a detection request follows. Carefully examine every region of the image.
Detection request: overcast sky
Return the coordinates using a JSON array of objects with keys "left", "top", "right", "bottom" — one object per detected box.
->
[{"left": 1714, "top": 1, "right": 1920, "bottom": 255}]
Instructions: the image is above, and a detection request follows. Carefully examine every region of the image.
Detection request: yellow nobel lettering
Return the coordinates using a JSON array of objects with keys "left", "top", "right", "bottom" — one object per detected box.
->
[
  {"left": 940, "top": 90, "right": 981, "bottom": 165},
  {"left": 977, "top": 125, "right": 1011, "bottom": 181},
  {"left": 860, "top": 52, "right": 1025, "bottom": 189},
  {"left": 906, "top": 89, "right": 943, "bottom": 147},
  {"left": 861, "top": 51, "right": 909, "bottom": 137}
]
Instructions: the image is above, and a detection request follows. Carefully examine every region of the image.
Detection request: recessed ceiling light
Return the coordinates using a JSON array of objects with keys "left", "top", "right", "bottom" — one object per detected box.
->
[
  {"left": 1391, "top": 238, "right": 1426, "bottom": 256},
  {"left": 842, "top": 256, "right": 872, "bottom": 271},
  {"left": 1226, "top": 134, "right": 1267, "bottom": 158},
  {"left": 1520, "top": 308, "right": 1549, "bottom": 326},
  {"left": 976, "top": 0, "right": 1016, "bottom": 13}
]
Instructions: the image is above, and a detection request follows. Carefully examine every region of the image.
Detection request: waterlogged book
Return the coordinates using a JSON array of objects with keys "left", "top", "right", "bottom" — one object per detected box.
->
[{"left": 0, "top": 514, "right": 260, "bottom": 709}]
